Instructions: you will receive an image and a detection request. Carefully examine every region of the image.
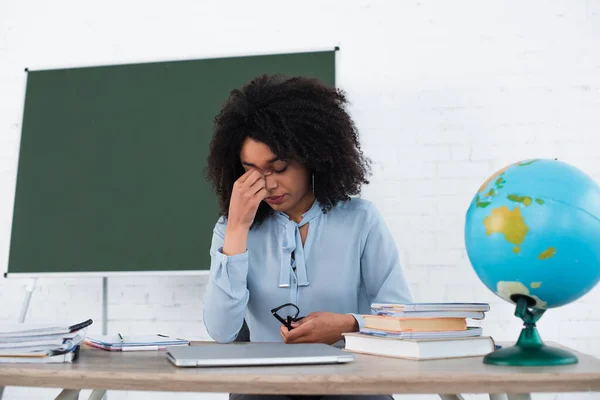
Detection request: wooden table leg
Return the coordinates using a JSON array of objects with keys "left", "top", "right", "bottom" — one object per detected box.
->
[
  {"left": 88, "top": 389, "right": 106, "bottom": 400},
  {"left": 55, "top": 389, "right": 81, "bottom": 400},
  {"left": 439, "top": 395, "right": 465, "bottom": 400}
]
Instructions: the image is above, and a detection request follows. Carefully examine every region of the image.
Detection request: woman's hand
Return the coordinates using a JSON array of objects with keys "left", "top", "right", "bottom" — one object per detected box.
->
[
  {"left": 279, "top": 312, "right": 359, "bottom": 345},
  {"left": 228, "top": 169, "right": 267, "bottom": 230},
  {"left": 222, "top": 169, "right": 266, "bottom": 255}
]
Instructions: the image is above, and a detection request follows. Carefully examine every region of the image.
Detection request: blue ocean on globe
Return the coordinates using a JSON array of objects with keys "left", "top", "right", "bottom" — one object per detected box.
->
[{"left": 465, "top": 158, "right": 600, "bottom": 309}]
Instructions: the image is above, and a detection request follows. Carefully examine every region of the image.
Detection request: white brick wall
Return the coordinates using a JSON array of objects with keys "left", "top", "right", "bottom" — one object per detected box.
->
[{"left": 1, "top": 1, "right": 600, "bottom": 399}]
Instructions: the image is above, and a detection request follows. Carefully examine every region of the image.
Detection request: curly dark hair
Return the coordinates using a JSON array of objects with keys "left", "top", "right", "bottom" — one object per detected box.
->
[{"left": 205, "top": 74, "right": 372, "bottom": 227}]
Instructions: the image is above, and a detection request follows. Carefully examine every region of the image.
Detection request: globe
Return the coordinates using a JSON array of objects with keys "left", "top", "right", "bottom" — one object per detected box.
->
[{"left": 464, "top": 158, "right": 600, "bottom": 366}]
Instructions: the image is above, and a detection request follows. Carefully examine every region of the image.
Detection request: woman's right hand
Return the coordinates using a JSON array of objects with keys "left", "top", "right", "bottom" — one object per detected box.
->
[
  {"left": 222, "top": 169, "right": 266, "bottom": 255},
  {"left": 228, "top": 169, "right": 267, "bottom": 230}
]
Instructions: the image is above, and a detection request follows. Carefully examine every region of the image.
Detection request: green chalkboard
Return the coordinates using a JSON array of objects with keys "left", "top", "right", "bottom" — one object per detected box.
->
[{"left": 7, "top": 50, "right": 336, "bottom": 275}]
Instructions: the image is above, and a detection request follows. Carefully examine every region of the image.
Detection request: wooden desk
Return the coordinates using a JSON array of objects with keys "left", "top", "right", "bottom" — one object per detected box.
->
[{"left": 0, "top": 342, "right": 599, "bottom": 400}]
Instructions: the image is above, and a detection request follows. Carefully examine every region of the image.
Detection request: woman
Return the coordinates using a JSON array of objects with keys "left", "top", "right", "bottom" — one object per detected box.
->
[{"left": 202, "top": 74, "right": 412, "bottom": 398}]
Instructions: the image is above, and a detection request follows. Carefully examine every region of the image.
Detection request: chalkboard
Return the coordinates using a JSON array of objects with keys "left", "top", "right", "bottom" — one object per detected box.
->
[{"left": 7, "top": 49, "right": 337, "bottom": 276}]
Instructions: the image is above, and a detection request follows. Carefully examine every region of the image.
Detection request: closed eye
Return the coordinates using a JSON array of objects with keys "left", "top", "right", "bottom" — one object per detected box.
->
[{"left": 241, "top": 160, "right": 289, "bottom": 174}]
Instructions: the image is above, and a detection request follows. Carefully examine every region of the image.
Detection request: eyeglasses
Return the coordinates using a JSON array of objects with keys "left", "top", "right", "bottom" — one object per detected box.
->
[{"left": 271, "top": 303, "right": 304, "bottom": 331}]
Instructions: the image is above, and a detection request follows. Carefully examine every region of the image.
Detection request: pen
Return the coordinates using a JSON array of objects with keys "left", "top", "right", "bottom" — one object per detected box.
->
[
  {"left": 118, "top": 333, "right": 124, "bottom": 343},
  {"left": 157, "top": 333, "right": 187, "bottom": 341},
  {"left": 68, "top": 319, "right": 94, "bottom": 332}
]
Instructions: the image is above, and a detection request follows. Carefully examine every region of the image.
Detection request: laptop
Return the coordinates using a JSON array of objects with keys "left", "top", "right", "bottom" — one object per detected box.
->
[{"left": 165, "top": 342, "right": 355, "bottom": 367}]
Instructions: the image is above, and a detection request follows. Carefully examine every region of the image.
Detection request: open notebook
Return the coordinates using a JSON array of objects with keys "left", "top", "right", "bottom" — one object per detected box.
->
[{"left": 85, "top": 334, "right": 189, "bottom": 351}]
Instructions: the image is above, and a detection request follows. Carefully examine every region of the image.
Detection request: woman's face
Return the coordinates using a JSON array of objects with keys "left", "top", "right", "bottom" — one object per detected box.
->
[{"left": 239, "top": 137, "right": 313, "bottom": 218}]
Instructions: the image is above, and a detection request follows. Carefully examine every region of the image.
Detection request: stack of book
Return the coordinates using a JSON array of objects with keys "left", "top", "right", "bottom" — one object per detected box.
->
[
  {"left": 0, "top": 319, "right": 92, "bottom": 363},
  {"left": 343, "top": 303, "right": 496, "bottom": 360}
]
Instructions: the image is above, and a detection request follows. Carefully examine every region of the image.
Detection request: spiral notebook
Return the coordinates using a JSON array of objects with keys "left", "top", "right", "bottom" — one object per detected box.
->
[{"left": 85, "top": 334, "right": 189, "bottom": 351}]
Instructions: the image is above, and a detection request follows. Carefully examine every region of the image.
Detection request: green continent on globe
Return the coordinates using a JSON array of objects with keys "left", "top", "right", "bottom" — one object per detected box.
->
[
  {"left": 478, "top": 165, "right": 511, "bottom": 193},
  {"left": 484, "top": 206, "right": 529, "bottom": 253},
  {"left": 507, "top": 194, "right": 532, "bottom": 206},
  {"left": 518, "top": 159, "right": 539, "bottom": 166}
]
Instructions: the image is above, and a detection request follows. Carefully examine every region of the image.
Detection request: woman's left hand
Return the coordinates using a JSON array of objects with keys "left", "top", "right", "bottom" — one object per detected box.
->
[{"left": 279, "top": 312, "right": 359, "bottom": 344}]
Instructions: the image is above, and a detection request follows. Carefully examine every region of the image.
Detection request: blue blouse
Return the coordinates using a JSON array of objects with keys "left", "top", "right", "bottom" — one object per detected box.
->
[{"left": 202, "top": 197, "right": 413, "bottom": 343}]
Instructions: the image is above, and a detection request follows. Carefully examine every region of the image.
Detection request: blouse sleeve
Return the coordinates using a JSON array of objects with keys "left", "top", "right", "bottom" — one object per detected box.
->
[{"left": 202, "top": 217, "right": 250, "bottom": 343}]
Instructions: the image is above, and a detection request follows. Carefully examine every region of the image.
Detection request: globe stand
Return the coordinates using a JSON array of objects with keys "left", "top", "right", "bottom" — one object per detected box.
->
[{"left": 483, "top": 295, "right": 578, "bottom": 366}]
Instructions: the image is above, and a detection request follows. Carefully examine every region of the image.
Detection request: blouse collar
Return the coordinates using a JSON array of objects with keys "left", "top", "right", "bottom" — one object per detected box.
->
[{"left": 274, "top": 199, "right": 322, "bottom": 288}]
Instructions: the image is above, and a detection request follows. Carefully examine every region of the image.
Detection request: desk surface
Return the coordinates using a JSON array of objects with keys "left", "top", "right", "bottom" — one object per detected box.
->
[{"left": 1, "top": 342, "right": 600, "bottom": 395}]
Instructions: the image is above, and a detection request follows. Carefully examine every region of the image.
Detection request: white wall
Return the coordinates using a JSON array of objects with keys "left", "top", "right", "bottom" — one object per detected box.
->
[{"left": 1, "top": 1, "right": 600, "bottom": 399}]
